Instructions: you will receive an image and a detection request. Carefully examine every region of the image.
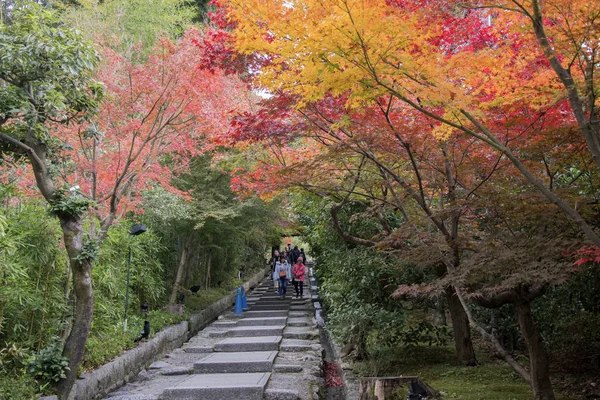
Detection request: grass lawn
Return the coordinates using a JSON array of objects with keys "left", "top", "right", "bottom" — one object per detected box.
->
[{"left": 353, "top": 346, "right": 575, "bottom": 400}]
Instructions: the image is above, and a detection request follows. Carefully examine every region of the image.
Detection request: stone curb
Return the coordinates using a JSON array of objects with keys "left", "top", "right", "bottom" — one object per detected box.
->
[
  {"left": 66, "top": 267, "right": 269, "bottom": 400},
  {"left": 313, "top": 273, "right": 360, "bottom": 399}
]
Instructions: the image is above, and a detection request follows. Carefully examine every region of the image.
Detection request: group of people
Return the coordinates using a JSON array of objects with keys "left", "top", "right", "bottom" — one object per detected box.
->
[{"left": 270, "top": 245, "right": 308, "bottom": 299}]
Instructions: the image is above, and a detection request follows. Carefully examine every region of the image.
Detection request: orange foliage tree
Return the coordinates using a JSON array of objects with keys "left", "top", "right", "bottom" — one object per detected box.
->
[{"left": 206, "top": 1, "right": 600, "bottom": 398}]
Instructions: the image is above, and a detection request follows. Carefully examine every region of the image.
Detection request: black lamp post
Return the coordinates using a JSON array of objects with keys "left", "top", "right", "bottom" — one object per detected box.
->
[{"left": 124, "top": 223, "right": 146, "bottom": 331}]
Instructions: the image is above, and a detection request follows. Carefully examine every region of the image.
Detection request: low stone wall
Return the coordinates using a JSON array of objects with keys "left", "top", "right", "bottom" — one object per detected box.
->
[
  {"left": 67, "top": 267, "right": 269, "bottom": 400},
  {"left": 68, "top": 321, "right": 189, "bottom": 400}
]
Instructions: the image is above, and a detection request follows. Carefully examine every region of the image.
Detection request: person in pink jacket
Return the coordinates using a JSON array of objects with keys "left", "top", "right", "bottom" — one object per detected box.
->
[{"left": 292, "top": 257, "right": 306, "bottom": 298}]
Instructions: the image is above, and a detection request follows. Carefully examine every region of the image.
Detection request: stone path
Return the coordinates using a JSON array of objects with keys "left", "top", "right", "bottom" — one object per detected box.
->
[{"left": 104, "top": 275, "right": 323, "bottom": 400}]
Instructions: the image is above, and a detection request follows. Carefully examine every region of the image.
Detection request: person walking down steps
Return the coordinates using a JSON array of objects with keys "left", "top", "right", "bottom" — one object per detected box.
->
[
  {"left": 273, "top": 255, "right": 291, "bottom": 299},
  {"left": 292, "top": 257, "right": 306, "bottom": 298}
]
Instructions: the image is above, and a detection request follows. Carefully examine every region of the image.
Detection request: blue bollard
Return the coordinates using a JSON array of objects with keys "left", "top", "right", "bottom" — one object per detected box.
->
[
  {"left": 234, "top": 288, "right": 243, "bottom": 315},
  {"left": 240, "top": 286, "right": 248, "bottom": 309}
]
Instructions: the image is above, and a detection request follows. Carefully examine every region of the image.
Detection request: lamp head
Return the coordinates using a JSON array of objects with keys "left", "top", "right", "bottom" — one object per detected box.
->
[{"left": 130, "top": 224, "right": 147, "bottom": 236}]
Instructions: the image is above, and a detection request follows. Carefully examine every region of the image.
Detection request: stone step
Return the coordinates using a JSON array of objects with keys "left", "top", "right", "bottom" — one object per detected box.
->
[
  {"left": 287, "top": 318, "right": 311, "bottom": 327},
  {"left": 182, "top": 345, "right": 213, "bottom": 353},
  {"left": 280, "top": 339, "right": 314, "bottom": 352},
  {"left": 237, "top": 317, "right": 287, "bottom": 326},
  {"left": 242, "top": 310, "right": 289, "bottom": 318},
  {"left": 288, "top": 311, "right": 310, "bottom": 318},
  {"left": 273, "top": 363, "right": 303, "bottom": 373},
  {"left": 283, "top": 327, "right": 318, "bottom": 340},
  {"left": 251, "top": 297, "right": 308, "bottom": 304},
  {"left": 214, "top": 336, "right": 282, "bottom": 352},
  {"left": 228, "top": 325, "right": 285, "bottom": 337},
  {"left": 264, "top": 388, "right": 301, "bottom": 400},
  {"left": 289, "top": 305, "right": 312, "bottom": 311},
  {"left": 161, "top": 372, "right": 270, "bottom": 400},
  {"left": 212, "top": 321, "right": 238, "bottom": 328},
  {"left": 247, "top": 301, "right": 292, "bottom": 307},
  {"left": 249, "top": 304, "right": 290, "bottom": 310},
  {"left": 194, "top": 351, "right": 277, "bottom": 373}
]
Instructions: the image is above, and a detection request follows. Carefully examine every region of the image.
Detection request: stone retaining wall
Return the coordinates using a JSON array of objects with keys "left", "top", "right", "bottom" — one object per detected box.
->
[{"left": 67, "top": 267, "right": 269, "bottom": 400}]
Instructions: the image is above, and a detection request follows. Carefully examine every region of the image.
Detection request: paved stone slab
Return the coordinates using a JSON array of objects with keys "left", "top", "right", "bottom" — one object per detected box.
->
[
  {"left": 182, "top": 345, "right": 213, "bottom": 353},
  {"left": 161, "top": 372, "right": 271, "bottom": 400},
  {"left": 237, "top": 317, "right": 287, "bottom": 326},
  {"left": 160, "top": 367, "right": 192, "bottom": 376},
  {"left": 248, "top": 300, "right": 292, "bottom": 306},
  {"left": 249, "top": 304, "right": 290, "bottom": 310},
  {"left": 279, "top": 341, "right": 311, "bottom": 352},
  {"left": 288, "top": 311, "right": 310, "bottom": 318},
  {"left": 214, "top": 336, "right": 282, "bottom": 352},
  {"left": 229, "top": 310, "right": 288, "bottom": 318},
  {"left": 228, "top": 325, "right": 285, "bottom": 337},
  {"left": 283, "top": 327, "right": 318, "bottom": 340},
  {"left": 289, "top": 305, "right": 312, "bottom": 311},
  {"left": 264, "top": 388, "right": 301, "bottom": 400},
  {"left": 212, "top": 321, "right": 237, "bottom": 328},
  {"left": 273, "top": 363, "right": 303, "bottom": 373},
  {"left": 247, "top": 310, "right": 289, "bottom": 317},
  {"left": 148, "top": 361, "right": 170, "bottom": 369},
  {"left": 287, "top": 318, "right": 311, "bottom": 327},
  {"left": 208, "top": 330, "right": 228, "bottom": 338},
  {"left": 194, "top": 351, "right": 277, "bottom": 373}
]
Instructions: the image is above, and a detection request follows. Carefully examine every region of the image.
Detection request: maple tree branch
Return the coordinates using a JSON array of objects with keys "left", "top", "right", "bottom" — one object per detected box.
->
[
  {"left": 457, "top": 3, "right": 526, "bottom": 15},
  {"left": 461, "top": 109, "right": 600, "bottom": 248},
  {"left": 542, "top": 157, "right": 556, "bottom": 191},
  {"left": 466, "top": 152, "right": 503, "bottom": 199},
  {"left": 330, "top": 202, "right": 377, "bottom": 248},
  {"left": 528, "top": 0, "right": 600, "bottom": 170},
  {"left": 377, "top": 96, "right": 429, "bottom": 206},
  {"left": 509, "top": 0, "right": 534, "bottom": 19}
]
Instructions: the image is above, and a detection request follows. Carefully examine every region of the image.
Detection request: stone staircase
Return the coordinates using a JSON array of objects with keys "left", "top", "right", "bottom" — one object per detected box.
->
[{"left": 104, "top": 276, "right": 322, "bottom": 400}]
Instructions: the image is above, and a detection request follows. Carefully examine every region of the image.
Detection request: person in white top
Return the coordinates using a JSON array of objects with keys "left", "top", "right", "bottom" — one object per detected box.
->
[{"left": 273, "top": 255, "right": 291, "bottom": 299}]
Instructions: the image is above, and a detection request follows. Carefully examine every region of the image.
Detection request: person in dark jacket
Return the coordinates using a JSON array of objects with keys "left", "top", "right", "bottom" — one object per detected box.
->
[
  {"left": 292, "top": 246, "right": 301, "bottom": 264},
  {"left": 300, "top": 248, "right": 307, "bottom": 263}
]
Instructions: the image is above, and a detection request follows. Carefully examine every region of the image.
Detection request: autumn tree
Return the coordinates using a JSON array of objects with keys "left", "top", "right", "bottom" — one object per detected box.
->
[
  {"left": 0, "top": 5, "right": 102, "bottom": 398},
  {"left": 1, "top": 4, "right": 252, "bottom": 396},
  {"left": 224, "top": 0, "right": 600, "bottom": 254},
  {"left": 217, "top": 3, "right": 600, "bottom": 397}
]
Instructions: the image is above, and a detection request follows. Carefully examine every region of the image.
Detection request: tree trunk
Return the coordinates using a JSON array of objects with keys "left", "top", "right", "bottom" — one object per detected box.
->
[
  {"left": 56, "top": 217, "right": 94, "bottom": 400},
  {"left": 169, "top": 238, "right": 190, "bottom": 306},
  {"left": 205, "top": 250, "right": 212, "bottom": 289},
  {"left": 446, "top": 287, "right": 477, "bottom": 366},
  {"left": 515, "top": 301, "right": 555, "bottom": 400}
]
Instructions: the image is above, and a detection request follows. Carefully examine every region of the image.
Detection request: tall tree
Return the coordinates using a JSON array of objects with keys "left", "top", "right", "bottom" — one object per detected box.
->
[
  {"left": 0, "top": 5, "right": 102, "bottom": 398},
  {"left": 0, "top": 5, "right": 252, "bottom": 396}
]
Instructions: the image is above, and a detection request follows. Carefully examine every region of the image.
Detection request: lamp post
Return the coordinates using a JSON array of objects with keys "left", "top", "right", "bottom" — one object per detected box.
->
[{"left": 124, "top": 223, "right": 146, "bottom": 332}]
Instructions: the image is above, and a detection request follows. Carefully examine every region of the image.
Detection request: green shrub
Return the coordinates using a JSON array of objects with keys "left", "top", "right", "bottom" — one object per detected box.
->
[
  {"left": 83, "top": 327, "right": 137, "bottom": 372},
  {"left": 0, "top": 343, "right": 29, "bottom": 373},
  {"left": 0, "top": 372, "right": 46, "bottom": 400},
  {"left": 27, "top": 345, "right": 69, "bottom": 385},
  {"left": 184, "top": 288, "right": 230, "bottom": 311}
]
